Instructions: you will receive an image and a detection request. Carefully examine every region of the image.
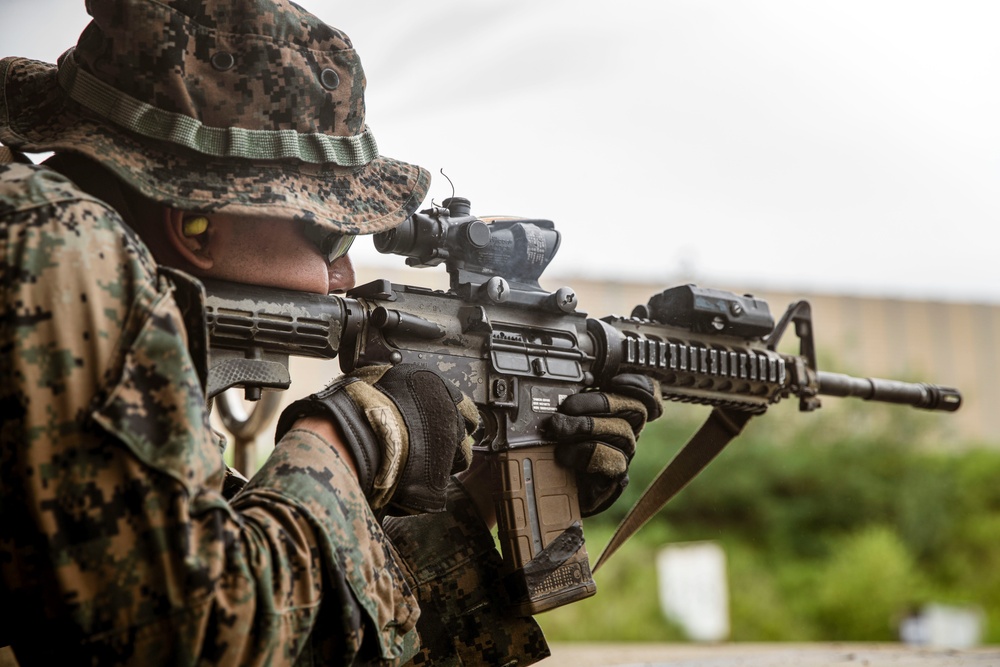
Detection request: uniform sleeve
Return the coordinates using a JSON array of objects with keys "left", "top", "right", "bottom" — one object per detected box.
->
[
  {"left": 0, "top": 164, "right": 419, "bottom": 665},
  {"left": 382, "top": 479, "right": 551, "bottom": 667}
]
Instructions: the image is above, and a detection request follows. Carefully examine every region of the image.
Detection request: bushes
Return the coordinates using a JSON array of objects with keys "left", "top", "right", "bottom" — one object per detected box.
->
[
  {"left": 536, "top": 403, "right": 1000, "bottom": 643},
  {"left": 811, "top": 527, "right": 928, "bottom": 640}
]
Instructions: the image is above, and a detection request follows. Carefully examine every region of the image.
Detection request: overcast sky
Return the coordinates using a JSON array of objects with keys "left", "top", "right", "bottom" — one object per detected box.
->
[{"left": 3, "top": 1, "right": 998, "bottom": 303}]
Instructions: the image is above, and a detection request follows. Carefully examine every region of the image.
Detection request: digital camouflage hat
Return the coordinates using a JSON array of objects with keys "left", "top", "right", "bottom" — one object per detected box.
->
[{"left": 0, "top": 0, "right": 430, "bottom": 236}]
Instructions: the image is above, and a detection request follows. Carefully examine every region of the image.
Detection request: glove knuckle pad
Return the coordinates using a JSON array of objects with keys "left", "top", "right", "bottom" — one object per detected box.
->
[
  {"left": 560, "top": 392, "right": 611, "bottom": 417},
  {"left": 547, "top": 413, "right": 595, "bottom": 441},
  {"left": 374, "top": 366, "right": 466, "bottom": 512}
]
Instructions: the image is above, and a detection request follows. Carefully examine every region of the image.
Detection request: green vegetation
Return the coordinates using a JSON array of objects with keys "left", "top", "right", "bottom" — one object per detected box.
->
[{"left": 537, "top": 403, "right": 1000, "bottom": 643}]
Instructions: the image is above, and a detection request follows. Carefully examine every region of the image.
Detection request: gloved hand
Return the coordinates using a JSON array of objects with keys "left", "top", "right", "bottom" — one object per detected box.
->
[
  {"left": 546, "top": 374, "right": 663, "bottom": 517},
  {"left": 275, "top": 364, "right": 479, "bottom": 515}
]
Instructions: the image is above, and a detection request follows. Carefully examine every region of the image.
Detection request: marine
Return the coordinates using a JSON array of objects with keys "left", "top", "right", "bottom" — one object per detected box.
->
[{"left": 0, "top": 0, "right": 661, "bottom": 664}]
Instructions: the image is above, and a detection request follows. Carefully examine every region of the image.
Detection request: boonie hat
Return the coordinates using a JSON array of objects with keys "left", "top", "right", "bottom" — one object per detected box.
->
[{"left": 0, "top": 0, "right": 430, "bottom": 237}]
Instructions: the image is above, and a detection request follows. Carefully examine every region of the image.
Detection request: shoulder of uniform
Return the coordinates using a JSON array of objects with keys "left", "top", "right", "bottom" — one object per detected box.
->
[
  {"left": 0, "top": 161, "right": 113, "bottom": 216},
  {"left": 0, "top": 161, "right": 157, "bottom": 278}
]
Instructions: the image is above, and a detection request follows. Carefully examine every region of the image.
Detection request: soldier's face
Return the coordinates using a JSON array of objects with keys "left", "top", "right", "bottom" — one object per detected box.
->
[{"left": 200, "top": 214, "right": 356, "bottom": 294}]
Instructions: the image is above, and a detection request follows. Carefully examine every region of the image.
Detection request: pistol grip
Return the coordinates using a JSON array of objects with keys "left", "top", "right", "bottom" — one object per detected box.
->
[{"left": 492, "top": 444, "right": 597, "bottom": 615}]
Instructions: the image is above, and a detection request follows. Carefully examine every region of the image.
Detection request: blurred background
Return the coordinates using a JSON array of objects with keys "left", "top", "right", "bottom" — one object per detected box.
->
[
  {"left": 3, "top": 0, "right": 998, "bottom": 649},
  {"left": 4, "top": 0, "right": 998, "bottom": 302}
]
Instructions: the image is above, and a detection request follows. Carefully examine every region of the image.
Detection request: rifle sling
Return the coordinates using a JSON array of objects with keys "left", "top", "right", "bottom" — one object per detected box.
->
[{"left": 593, "top": 406, "right": 755, "bottom": 572}]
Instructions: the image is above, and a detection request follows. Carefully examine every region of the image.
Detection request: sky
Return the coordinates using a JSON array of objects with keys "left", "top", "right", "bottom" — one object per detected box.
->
[{"left": 3, "top": 1, "right": 998, "bottom": 303}]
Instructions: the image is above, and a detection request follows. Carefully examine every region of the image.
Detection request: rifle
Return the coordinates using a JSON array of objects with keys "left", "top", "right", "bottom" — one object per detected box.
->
[{"left": 203, "top": 196, "right": 961, "bottom": 616}]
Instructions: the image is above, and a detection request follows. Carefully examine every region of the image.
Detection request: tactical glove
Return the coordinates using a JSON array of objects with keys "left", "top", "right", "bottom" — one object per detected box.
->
[
  {"left": 275, "top": 364, "right": 479, "bottom": 514},
  {"left": 546, "top": 374, "right": 663, "bottom": 517}
]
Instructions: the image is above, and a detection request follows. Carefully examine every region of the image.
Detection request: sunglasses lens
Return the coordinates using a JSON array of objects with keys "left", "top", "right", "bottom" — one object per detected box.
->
[{"left": 323, "top": 234, "right": 355, "bottom": 263}]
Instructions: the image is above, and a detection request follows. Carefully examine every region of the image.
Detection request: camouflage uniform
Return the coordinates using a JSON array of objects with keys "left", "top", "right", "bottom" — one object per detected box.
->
[
  {"left": 0, "top": 0, "right": 549, "bottom": 663},
  {"left": 0, "top": 161, "right": 549, "bottom": 665}
]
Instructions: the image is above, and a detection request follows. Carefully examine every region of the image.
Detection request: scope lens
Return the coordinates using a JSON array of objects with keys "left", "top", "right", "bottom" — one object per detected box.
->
[{"left": 373, "top": 216, "right": 416, "bottom": 255}]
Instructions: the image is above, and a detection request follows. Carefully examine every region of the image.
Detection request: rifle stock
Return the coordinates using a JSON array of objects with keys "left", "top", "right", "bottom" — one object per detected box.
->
[{"left": 204, "top": 198, "right": 961, "bottom": 616}]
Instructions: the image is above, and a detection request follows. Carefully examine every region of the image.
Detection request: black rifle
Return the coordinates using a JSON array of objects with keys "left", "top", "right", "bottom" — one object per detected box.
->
[{"left": 203, "top": 197, "right": 961, "bottom": 616}]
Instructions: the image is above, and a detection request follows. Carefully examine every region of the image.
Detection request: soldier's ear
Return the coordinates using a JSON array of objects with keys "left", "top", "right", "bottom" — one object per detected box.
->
[{"left": 164, "top": 209, "right": 214, "bottom": 271}]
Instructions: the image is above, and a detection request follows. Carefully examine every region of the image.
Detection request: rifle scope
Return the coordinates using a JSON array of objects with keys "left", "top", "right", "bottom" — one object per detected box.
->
[{"left": 374, "top": 197, "right": 561, "bottom": 289}]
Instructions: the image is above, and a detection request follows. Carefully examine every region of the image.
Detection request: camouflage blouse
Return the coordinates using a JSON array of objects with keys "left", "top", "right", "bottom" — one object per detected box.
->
[{"left": 0, "top": 162, "right": 547, "bottom": 666}]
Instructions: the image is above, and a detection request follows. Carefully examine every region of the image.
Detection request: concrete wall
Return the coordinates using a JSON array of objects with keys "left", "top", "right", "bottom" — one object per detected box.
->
[{"left": 536, "top": 273, "right": 995, "bottom": 445}]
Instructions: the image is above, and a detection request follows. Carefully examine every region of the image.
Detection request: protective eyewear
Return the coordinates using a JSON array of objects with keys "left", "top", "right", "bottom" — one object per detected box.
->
[{"left": 320, "top": 233, "right": 355, "bottom": 263}]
